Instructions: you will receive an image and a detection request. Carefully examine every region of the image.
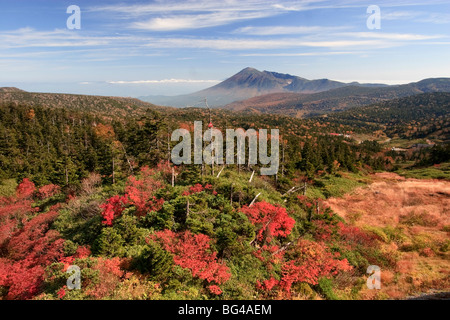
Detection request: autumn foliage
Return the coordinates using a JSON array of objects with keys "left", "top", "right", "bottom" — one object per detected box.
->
[
  {"left": 241, "top": 201, "right": 295, "bottom": 244},
  {"left": 100, "top": 195, "right": 129, "bottom": 226},
  {"left": 257, "top": 240, "right": 352, "bottom": 295},
  {"left": 125, "top": 166, "right": 164, "bottom": 216},
  {"left": 151, "top": 230, "right": 231, "bottom": 294},
  {"left": 99, "top": 166, "right": 165, "bottom": 225}
]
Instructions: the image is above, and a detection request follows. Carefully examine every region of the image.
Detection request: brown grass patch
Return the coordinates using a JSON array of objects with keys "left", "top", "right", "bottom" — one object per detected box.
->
[{"left": 325, "top": 173, "right": 450, "bottom": 299}]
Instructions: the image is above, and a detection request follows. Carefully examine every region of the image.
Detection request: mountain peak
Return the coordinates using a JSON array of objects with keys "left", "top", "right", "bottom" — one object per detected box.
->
[{"left": 239, "top": 67, "right": 260, "bottom": 73}]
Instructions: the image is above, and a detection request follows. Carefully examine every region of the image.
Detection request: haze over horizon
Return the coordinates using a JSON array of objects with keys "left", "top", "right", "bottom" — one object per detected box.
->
[{"left": 0, "top": 0, "right": 449, "bottom": 98}]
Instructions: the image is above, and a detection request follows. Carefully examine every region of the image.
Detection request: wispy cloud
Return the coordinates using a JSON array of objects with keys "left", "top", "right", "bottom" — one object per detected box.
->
[
  {"left": 108, "top": 79, "right": 220, "bottom": 84},
  {"left": 0, "top": 27, "right": 443, "bottom": 55},
  {"left": 382, "top": 10, "right": 450, "bottom": 24},
  {"left": 91, "top": 0, "right": 323, "bottom": 31},
  {"left": 339, "top": 32, "right": 443, "bottom": 41},
  {"left": 131, "top": 11, "right": 275, "bottom": 31},
  {"left": 0, "top": 28, "right": 115, "bottom": 49},
  {"left": 240, "top": 51, "right": 357, "bottom": 57},
  {"left": 234, "top": 25, "right": 350, "bottom": 35}
]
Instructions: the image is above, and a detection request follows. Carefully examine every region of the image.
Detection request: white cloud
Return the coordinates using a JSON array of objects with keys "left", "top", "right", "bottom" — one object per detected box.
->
[
  {"left": 92, "top": 0, "right": 323, "bottom": 31},
  {"left": 144, "top": 37, "right": 398, "bottom": 50},
  {"left": 131, "top": 11, "right": 275, "bottom": 31},
  {"left": 108, "top": 79, "right": 220, "bottom": 84},
  {"left": 240, "top": 51, "right": 357, "bottom": 56},
  {"left": 234, "top": 25, "right": 350, "bottom": 35},
  {"left": 339, "top": 32, "right": 443, "bottom": 41},
  {"left": 0, "top": 28, "right": 115, "bottom": 49},
  {"left": 382, "top": 10, "right": 450, "bottom": 24}
]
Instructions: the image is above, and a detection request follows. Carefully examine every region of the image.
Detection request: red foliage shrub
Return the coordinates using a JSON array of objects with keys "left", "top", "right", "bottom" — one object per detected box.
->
[
  {"left": 208, "top": 284, "right": 223, "bottom": 295},
  {"left": 100, "top": 195, "right": 129, "bottom": 226},
  {"left": 152, "top": 230, "right": 231, "bottom": 286},
  {"left": 337, "top": 222, "right": 378, "bottom": 246},
  {"left": 59, "top": 245, "right": 91, "bottom": 271},
  {"left": 253, "top": 245, "right": 285, "bottom": 266},
  {"left": 125, "top": 166, "right": 164, "bottom": 216},
  {"left": 241, "top": 202, "right": 295, "bottom": 244},
  {"left": 278, "top": 240, "right": 352, "bottom": 292},
  {"left": 257, "top": 240, "right": 352, "bottom": 296},
  {"left": 57, "top": 286, "right": 66, "bottom": 299},
  {"left": 312, "top": 220, "right": 335, "bottom": 242},
  {"left": 85, "top": 257, "right": 125, "bottom": 299},
  {"left": 256, "top": 277, "right": 279, "bottom": 291},
  {"left": 16, "top": 178, "right": 35, "bottom": 199},
  {"left": 0, "top": 205, "right": 64, "bottom": 299},
  {"left": 36, "top": 184, "right": 61, "bottom": 200},
  {"left": 182, "top": 183, "right": 214, "bottom": 196}
]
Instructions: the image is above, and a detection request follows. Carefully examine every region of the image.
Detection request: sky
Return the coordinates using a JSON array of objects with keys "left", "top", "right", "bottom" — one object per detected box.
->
[{"left": 0, "top": 0, "right": 449, "bottom": 97}]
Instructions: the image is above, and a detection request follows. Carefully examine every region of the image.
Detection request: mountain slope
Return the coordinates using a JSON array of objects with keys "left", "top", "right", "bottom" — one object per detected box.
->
[
  {"left": 322, "top": 92, "right": 450, "bottom": 141},
  {"left": 224, "top": 78, "right": 450, "bottom": 118},
  {"left": 140, "top": 67, "right": 386, "bottom": 108},
  {"left": 0, "top": 89, "right": 169, "bottom": 118}
]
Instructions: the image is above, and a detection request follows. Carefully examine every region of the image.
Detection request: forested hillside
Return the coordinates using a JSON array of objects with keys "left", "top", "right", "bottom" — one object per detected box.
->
[
  {"left": 0, "top": 89, "right": 168, "bottom": 119},
  {"left": 225, "top": 79, "right": 450, "bottom": 118},
  {"left": 322, "top": 92, "right": 450, "bottom": 141},
  {"left": 0, "top": 91, "right": 449, "bottom": 300}
]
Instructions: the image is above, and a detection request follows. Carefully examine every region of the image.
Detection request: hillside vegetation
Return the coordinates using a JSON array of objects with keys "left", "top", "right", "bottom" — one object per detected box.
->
[{"left": 0, "top": 90, "right": 449, "bottom": 300}]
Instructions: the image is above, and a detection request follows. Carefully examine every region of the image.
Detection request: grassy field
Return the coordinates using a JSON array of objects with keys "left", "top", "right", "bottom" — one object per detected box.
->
[{"left": 395, "top": 163, "right": 450, "bottom": 180}]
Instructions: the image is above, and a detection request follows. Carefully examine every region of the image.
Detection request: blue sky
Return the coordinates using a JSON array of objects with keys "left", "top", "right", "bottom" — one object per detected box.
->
[{"left": 0, "top": 0, "right": 449, "bottom": 97}]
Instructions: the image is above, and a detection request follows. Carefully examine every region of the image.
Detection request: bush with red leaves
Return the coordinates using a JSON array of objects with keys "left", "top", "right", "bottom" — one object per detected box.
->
[
  {"left": 100, "top": 195, "right": 129, "bottom": 226},
  {"left": 257, "top": 239, "right": 352, "bottom": 296},
  {"left": 36, "top": 184, "right": 61, "bottom": 200},
  {"left": 125, "top": 166, "right": 164, "bottom": 216},
  {"left": 182, "top": 183, "right": 213, "bottom": 196},
  {"left": 241, "top": 201, "right": 295, "bottom": 244},
  {"left": 151, "top": 230, "right": 231, "bottom": 294},
  {"left": 337, "top": 222, "right": 378, "bottom": 247},
  {"left": 0, "top": 205, "right": 65, "bottom": 299},
  {"left": 15, "top": 178, "right": 35, "bottom": 200}
]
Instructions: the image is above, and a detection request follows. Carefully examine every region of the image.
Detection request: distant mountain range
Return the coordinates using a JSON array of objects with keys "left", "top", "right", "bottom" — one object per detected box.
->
[
  {"left": 224, "top": 77, "right": 450, "bottom": 118},
  {"left": 139, "top": 67, "right": 389, "bottom": 108},
  {"left": 139, "top": 68, "right": 450, "bottom": 115},
  {"left": 3, "top": 68, "right": 450, "bottom": 120}
]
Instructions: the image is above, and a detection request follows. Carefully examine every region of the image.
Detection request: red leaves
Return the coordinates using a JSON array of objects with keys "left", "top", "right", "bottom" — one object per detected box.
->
[
  {"left": 152, "top": 230, "right": 231, "bottom": 289},
  {"left": 125, "top": 166, "right": 164, "bottom": 216},
  {"left": 182, "top": 183, "right": 213, "bottom": 196},
  {"left": 0, "top": 205, "right": 64, "bottom": 299},
  {"left": 100, "top": 195, "right": 128, "bottom": 226},
  {"left": 256, "top": 277, "right": 279, "bottom": 291},
  {"left": 85, "top": 257, "right": 125, "bottom": 299},
  {"left": 208, "top": 285, "right": 223, "bottom": 295},
  {"left": 36, "top": 184, "right": 61, "bottom": 200},
  {"left": 16, "top": 178, "right": 35, "bottom": 199},
  {"left": 99, "top": 167, "right": 165, "bottom": 225},
  {"left": 337, "top": 222, "right": 378, "bottom": 247},
  {"left": 57, "top": 287, "right": 66, "bottom": 299},
  {"left": 258, "top": 240, "right": 352, "bottom": 295},
  {"left": 241, "top": 201, "right": 295, "bottom": 244}
]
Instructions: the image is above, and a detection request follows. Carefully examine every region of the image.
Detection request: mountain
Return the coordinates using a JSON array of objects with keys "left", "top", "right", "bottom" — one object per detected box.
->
[
  {"left": 0, "top": 89, "right": 169, "bottom": 119},
  {"left": 224, "top": 78, "right": 450, "bottom": 118},
  {"left": 140, "top": 67, "right": 387, "bottom": 108}
]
